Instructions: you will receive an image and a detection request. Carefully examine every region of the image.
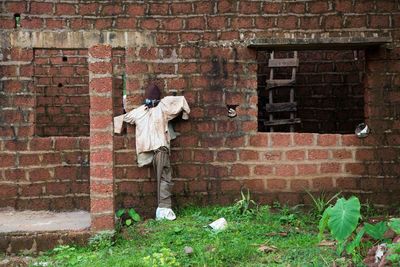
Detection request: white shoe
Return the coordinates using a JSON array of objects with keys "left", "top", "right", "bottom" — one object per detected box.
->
[{"left": 156, "top": 207, "right": 176, "bottom": 221}]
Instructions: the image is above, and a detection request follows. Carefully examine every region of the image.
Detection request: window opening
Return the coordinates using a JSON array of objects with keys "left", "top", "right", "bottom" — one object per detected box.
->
[{"left": 258, "top": 49, "right": 366, "bottom": 134}]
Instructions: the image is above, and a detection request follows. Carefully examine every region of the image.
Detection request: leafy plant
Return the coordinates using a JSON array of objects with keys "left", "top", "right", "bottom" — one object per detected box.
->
[
  {"left": 388, "top": 218, "right": 400, "bottom": 234},
  {"left": 116, "top": 208, "right": 141, "bottom": 228},
  {"left": 364, "top": 221, "right": 388, "bottom": 240},
  {"left": 306, "top": 190, "right": 341, "bottom": 217},
  {"left": 88, "top": 230, "right": 115, "bottom": 250},
  {"left": 318, "top": 196, "right": 361, "bottom": 254},
  {"left": 387, "top": 242, "right": 400, "bottom": 264},
  {"left": 143, "top": 248, "right": 180, "bottom": 267},
  {"left": 233, "top": 189, "right": 258, "bottom": 216}
]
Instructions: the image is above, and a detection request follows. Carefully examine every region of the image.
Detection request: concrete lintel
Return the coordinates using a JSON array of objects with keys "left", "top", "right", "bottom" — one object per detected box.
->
[
  {"left": 248, "top": 36, "right": 392, "bottom": 50},
  {"left": 1, "top": 30, "right": 154, "bottom": 49}
]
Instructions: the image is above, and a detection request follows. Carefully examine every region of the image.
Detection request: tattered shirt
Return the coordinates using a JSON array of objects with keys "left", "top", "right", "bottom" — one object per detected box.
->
[{"left": 114, "top": 96, "right": 190, "bottom": 167}]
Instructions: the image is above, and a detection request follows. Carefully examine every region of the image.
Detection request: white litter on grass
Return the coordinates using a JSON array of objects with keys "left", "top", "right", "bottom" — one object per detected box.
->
[
  {"left": 375, "top": 243, "right": 387, "bottom": 263},
  {"left": 208, "top": 218, "right": 227, "bottom": 231}
]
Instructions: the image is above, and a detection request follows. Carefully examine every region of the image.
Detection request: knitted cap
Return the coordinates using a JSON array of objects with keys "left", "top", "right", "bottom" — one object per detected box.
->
[{"left": 145, "top": 84, "right": 161, "bottom": 100}]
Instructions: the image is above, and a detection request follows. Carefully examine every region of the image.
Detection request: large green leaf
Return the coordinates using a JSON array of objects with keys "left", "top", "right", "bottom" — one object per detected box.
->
[
  {"left": 328, "top": 197, "right": 361, "bottom": 242},
  {"left": 388, "top": 218, "right": 400, "bottom": 234},
  {"left": 116, "top": 209, "right": 125, "bottom": 218},
  {"left": 364, "top": 221, "right": 388, "bottom": 240},
  {"left": 128, "top": 208, "right": 141, "bottom": 222}
]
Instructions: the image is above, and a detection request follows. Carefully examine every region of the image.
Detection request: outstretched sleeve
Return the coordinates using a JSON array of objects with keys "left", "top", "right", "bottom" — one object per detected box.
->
[{"left": 160, "top": 96, "right": 191, "bottom": 121}]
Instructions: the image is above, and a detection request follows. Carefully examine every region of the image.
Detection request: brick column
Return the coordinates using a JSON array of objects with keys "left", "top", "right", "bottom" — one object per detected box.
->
[{"left": 88, "top": 44, "right": 115, "bottom": 231}]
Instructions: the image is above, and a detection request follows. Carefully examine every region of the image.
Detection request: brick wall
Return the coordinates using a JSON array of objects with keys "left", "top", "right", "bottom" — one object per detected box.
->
[
  {"left": 34, "top": 49, "right": 90, "bottom": 137},
  {"left": 1, "top": 1, "right": 399, "bottom": 218}
]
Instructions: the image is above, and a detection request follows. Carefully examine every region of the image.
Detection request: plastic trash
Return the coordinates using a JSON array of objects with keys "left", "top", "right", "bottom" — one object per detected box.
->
[
  {"left": 355, "top": 123, "right": 370, "bottom": 138},
  {"left": 209, "top": 218, "right": 227, "bottom": 231},
  {"left": 156, "top": 207, "right": 176, "bottom": 221}
]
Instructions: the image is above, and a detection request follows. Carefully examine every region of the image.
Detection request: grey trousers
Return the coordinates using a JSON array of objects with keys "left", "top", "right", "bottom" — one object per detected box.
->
[{"left": 153, "top": 146, "right": 173, "bottom": 208}]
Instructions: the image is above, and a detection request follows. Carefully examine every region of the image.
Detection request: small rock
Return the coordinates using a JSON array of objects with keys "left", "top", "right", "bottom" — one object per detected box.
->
[{"left": 184, "top": 246, "right": 193, "bottom": 255}]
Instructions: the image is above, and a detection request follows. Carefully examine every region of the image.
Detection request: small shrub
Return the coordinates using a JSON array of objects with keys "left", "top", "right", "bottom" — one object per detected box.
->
[
  {"left": 143, "top": 248, "right": 180, "bottom": 267},
  {"left": 88, "top": 230, "right": 115, "bottom": 251},
  {"left": 116, "top": 208, "right": 141, "bottom": 230}
]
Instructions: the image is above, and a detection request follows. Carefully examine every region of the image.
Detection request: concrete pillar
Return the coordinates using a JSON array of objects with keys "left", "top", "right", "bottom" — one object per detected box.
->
[{"left": 88, "top": 44, "right": 115, "bottom": 231}]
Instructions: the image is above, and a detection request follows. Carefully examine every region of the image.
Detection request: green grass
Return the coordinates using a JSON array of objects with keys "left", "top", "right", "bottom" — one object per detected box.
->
[{"left": 31, "top": 204, "right": 341, "bottom": 267}]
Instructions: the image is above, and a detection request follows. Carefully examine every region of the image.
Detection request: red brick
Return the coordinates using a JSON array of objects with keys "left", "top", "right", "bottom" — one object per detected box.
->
[
  {"left": 216, "top": 150, "right": 236, "bottom": 162},
  {"left": 31, "top": 2, "right": 53, "bottom": 14},
  {"left": 369, "top": 15, "right": 390, "bottom": 28},
  {"left": 193, "top": 150, "right": 213, "bottom": 163},
  {"left": 127, "top": 4, "right": 146, "bottom": 16},
  {"left": 255, "top": 17, "right": 274, "bottom": 29},
  {"left": 332, "top": 149, "right": 352, "bottom": 160},
  {"left": 126, "top": 62, "right": 148, "bottom": 74},
  {"left": 242, "top": 179, "right": 265, "bottom": 192},
  {"left": 55, "top": 137, "right": 77, "bottom": 150},
  {"left": 290, "top": 179, "right": 309, "bottom": 191},
  {"left": 254, "top": 165, "right": 273, "bottom": 175},
  {"left": 220, "top": 31, "right": 239, "bottom": 40},
  {"left": 301, "top": 17, "right": 320, "bottom": 29},
  {"left": 141, "top": 18, "right": 159, "bottom": 30},
  {"left": 171, "top": 2, "right": 192, "bottom": 14},
  {"left": 275, "top": 164, "right": 295, "bottom": 177},
  {"left": 317, "top": 134, "right": 338, "bottom": 146},
  {"left": 239, "top": 150, "right": 259, "bottom": 161},
  {"left": 195, "top": 1, "right": 213, "bottom": 13},
  {"left": 231, "top": 164, "right": 249, "bottom": 176},
  {"left": 263, "top": 2, "right": 281, "bottom": 13},
  {"left": 297, "top": 164, "right": 318, "bottom": 175},
  {"left": 56, "top": 3, "right": 76, "bottom": 15},
  {"left": 271, "top": 133, "right": 291, "bottom": 147},
  {"left": 225, "top": 137, "right": 244, "bottom": 147},
  {"left": 70, "top": 18, "right": 91, "bottom": 30},
  {"left": 10, "top": 48, "right": 33, "bottom": 61},
  {"left": 149, "top": 3, "right": 169, "bottom": 15},
  {"left": 116, "top": 18, "right": 136, "bottom": 29},
  {"left": 94, "top": 19, "right": 112, "bottom": 30},
  {"left": 21, "top": 18, "right": 43, "bottom": 29},
  {"left": 309, "top": 1, "right": 329, "bottom": 13},
  {"left": 220, "top": 180, "right": 241, "bottom": 191},
  {"left": 312, "top": 177, "right": 334, "bottom": 190},
  {"left": 0, "top": 154, "right": 15, "bottom": 168},
  {"left": 19, "top": 154, "right": 40, "bottom": 166},
  {"left": 336, "top": 177, "right": 359, "bottom": 189},
  {"left": 345, "top": 163, "right": 365, "bottom": 175},
  {"left": 163, "top": 18, "right": 183, "bottom": 30},
  {"left": 232, "top": 17, "right": 253, "bottom": 29},
  {"left": 89, "top": 61, "right": 112, "bottom": 74},
  {"left": 0, "top": 18, "right": 15, "bottom": 29},
  {"left": 89, "top": 44, "right": 112, "bottom": 59},
  {"left": 239, "top": 1, "right": 260, "bottom": 14},
  {"left": 91, "top": 150, "right": 113, "bottom": 164},
  {"left": 286, "top": 150, "right": 305, "bottom": 161},
  {"left": 29, "top": 168, "right": 52, "bottom": 182},
  {"left": 267, "top": 179, "right": 287, "bottom": 190},
  {"left": 287, "top": 2, "right": 305, "bottom": 13},
  {"left": 91, "top": 215, "right": 114, "bottom": 231},
  {"left": 263, "top": 151, "right": 281, "bottom": 161},
  {"left": 89, "top": 78, "right": 112, "bottom": 93},
  {"left": 6, "top": 1, "right": 26, "bottom": 13},
  {"left": 335, "top": 0, "right": 352, "bottom": 12},
  {"left": 189, "top": 180, "right": 208, "bottom": 192},
  {"left": 91, "top": 166, "right": 113, "bottom": 179},
  {"left": 320, "top": 163, "right": 341, "bottom": 173},
  {"left": 218, "top": 0, "right": 237, "bottom": 13},
  {"left": 102, "top": 5, "right": 122, "bottom": 15},
  {"left": 308, "top": 150, "right": 329, "bottom": 160},
  {"left": 186, "top": 17, "right": 205, "bottom": 30},
  {"left": 277, "top": 16, "right": 297, "bottom": 29},
  {"left": 345, "top": 15, "right": 366, "bottom": 28},
  {"left": 355, "top": 149, "right": 374, "bottom": 161},
  {"left": 249, "top": 134, "right": 268, "bottom": 146},
  {"left": 4, "top": 140, "right": 28, "bottom": 151},
  {"left": 79, "top": 3, "right": 98, "bottom": 15},
  {"left": 178, "top": 164, "right": 201, "bottom": 178},
  {"left": 20, "top": 184, "right": 42, "bottom": 197},
  {"left": 0, "top": 185, "right": 17, "bottom": 198},
  {"left": 342, "top": 135, "right": 362, "bottom": 146},
  {"left": 91, "top": 198, "right": 114, "bottom": 212}
]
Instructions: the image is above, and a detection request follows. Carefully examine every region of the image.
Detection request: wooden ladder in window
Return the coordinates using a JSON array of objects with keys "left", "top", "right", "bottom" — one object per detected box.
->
[{"left": 265, "top": 51, "right": 301, "bottom": 132}]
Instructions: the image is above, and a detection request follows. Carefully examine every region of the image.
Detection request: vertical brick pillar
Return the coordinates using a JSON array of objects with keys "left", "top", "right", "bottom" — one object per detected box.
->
[{"left": 88, "top": 44, "right": 115, "bottom": 231}]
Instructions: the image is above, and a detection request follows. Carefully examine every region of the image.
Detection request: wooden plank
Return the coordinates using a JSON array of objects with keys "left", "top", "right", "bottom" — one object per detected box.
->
[
  {"left": 266, "top": 79, "right": 295, "bottom": 89},
  {"left": 266, "top": 102, "right": 297, "bottom": 112},
  {"left": 268, "top": 58, "right": 299, "bottom": 67},
  {"left": 264, "top": 118, "right": 301, "bottom": 126}
]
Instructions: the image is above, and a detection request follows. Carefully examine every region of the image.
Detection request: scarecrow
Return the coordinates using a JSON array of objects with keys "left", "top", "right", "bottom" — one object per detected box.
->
[{"left": 114, "top": 84, "right": 190, "bottom": 220}]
